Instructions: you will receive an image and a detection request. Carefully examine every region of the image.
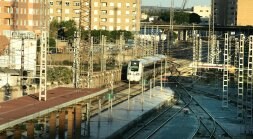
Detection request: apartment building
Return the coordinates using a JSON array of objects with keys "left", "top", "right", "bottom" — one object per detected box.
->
[
  {"left": 0, "top": 0, "right": 45, "bottom": 37},
  {"left": 214, "top": 0, "right": 253, "bottom": 26},
  {"left": 49, "top": 0, "right": 141, "bottom": 31}
]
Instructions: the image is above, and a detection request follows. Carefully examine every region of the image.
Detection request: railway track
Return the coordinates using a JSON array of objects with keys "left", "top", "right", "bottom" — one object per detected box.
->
[
  {"left": 121, "top": 95, "right": 181, "bottom": 139},
  {"left": 175, "top": 83, "right": 232, "bottom": 139},
  {"left": 121, "top": 58, "right": 233, "bottom": 139}
]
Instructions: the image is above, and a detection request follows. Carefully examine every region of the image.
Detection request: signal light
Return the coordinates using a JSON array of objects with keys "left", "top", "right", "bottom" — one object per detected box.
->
[
  {"left": 22, "top": 85, "right": 27, "bottom": 90},
  {"left": 23, "top": 71, "right": 28, "bottom": 80}
]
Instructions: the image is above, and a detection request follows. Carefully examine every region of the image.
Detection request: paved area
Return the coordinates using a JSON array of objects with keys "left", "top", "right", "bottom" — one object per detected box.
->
[{"left": 86, "top": 86, "right": 174, "bottom": 139}]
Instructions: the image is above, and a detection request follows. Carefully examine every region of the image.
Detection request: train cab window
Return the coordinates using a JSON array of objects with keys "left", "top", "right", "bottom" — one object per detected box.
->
[
  {"left": 130, "top": 61, "right": 139, "bottom": 71},
  {"left": 131, "top": 61, "right": 139, "bottom": 66},
  {"left": 131, "top": 67, "right": 139, "bottom": 71}
]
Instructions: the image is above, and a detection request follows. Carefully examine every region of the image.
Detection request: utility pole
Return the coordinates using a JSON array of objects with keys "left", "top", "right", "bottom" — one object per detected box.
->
[
  {"left": 208, "top": 0, "right": 215, "bottom": 63},
  {"left": 245, "top": 35, "right": 253, "bottom": 133},
  {"left": 80, "top": 0, "right": 92, "bottom": 88},
  {"left": 20, "top": 38, "right": 27, "bottom": 96},
  {"left": 246, "top": 36, "right": 253, "bottom": 133},
  {"left": 237, "top": 34, "right": 244, "bottom": 119},
  {"left": 222, "top": 33, "right": 229, "bottom": 108},
  {"left": 167, "top": 0, "right": 174, "bottom": 56},
  {"left": 39, "top": 0, "right": 49, "bottom": 101},
  {"left": 73, "top": 31, "right": 80, "bottom": 88}
]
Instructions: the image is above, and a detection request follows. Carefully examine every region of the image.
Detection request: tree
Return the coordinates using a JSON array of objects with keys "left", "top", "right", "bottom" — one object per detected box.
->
[
  {"left": 189, "top": 13, "right": 201, "bottom": 24},
  {"left": 49, "top": 37, "right": 56, "bottom": 53},
  {"left": 59, "top": 20, "right": 77, "bottom": 39},
  {"left": 49, "top": 20, "right": 78, "bottom": 40},
  {"left": 49, "top": 19, "right": 59, "bottom": 37},
  {"left": 47, "top": 67, "right": 72, "bottom": 84},
  {"left": 174, "top": 12, "right": 190, "bottom": 24}
]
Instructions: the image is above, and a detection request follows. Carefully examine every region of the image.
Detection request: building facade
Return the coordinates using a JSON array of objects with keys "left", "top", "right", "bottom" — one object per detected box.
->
[
  {"left": 237, "top": 0, "right": 253, "bottom": 26},
  {"left": 49, "top": 0, "right": 80, "bottom": 23},
  {"left": 193, "top": 6, "right": 211, "bottom": 18},
  {"left": 49, "top": 0, "right": 141, "bottom": 31},
  {"left": 0, "top": 0, "right": 46, "bottom": 37},
  {"left": 214, "top": 0, "right": 253, "bottom": 26},
  {"left": 193, "top": 6, "right": 211, "bottom": 25}
]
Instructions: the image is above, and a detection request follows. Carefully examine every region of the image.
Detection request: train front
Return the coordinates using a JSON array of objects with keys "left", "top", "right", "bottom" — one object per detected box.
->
[{"left": 127, "top": 60, "right": 142, "bottom": 82}]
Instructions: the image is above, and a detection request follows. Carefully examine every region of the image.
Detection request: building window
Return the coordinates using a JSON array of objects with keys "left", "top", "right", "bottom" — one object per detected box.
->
[
  {"left": 65, "top": 2, "right": 70, "bottom": 6},
  {"left": 50, "top": 9, "right": 53, "bottom": 14},
  {"left": 101, "top": 18, "right": 107, "bottom": 22},
  {"left": 74, "top": 2, "right": 80, "bottom": 6},
  {"left": 4, "top": 18, "right": 12, "bottom": 25},
  {"left": 94, "top": 18, "right": 98, "bottom": 22},
  {"left": 57, "top": 16, "right": 61, "bottom": 22},
  {"left": 117, "top": 19, "right": 121, "bottom": 23},
  {"left": 109, "top": 10, "right": 114, "bottom": 15},
  {"left": 133, "top": 3, "right": 136, "bottom": 7},
  {"left": 4, "top": 6, "right": 13, "bottom": 13},
  {"left": 126, "top": 11, "right": 130, "bottom": 15},
  {"left": 94, "top": 10, "right": 98, "bottom": 15},
  {"left": 109, "top": 18, "right": 113, "bottom": 23},
  {"left": 126, "top": 3, "right": 130, "bottom": 8},
  {"left": 94, "top": 2, "right": 98, "bottom": 7},
  {"left": 117, "top": 10, "right": 121, "bottom": 15},
  {"left": 101, "top": 10, "right": 107, "bottom": 15},
  {"left": 109, "top": 26, "right": 113, "bottom": 31},
  {"left": 125, "top": 26, "right": 129, "bottom": 31},
  {"left": 74, "top": 17, "right": 79, "bottom": 22},
  {"left": 117, "top": 26, "right": 121, "bottom": 30},
  {"left": 57, "top": 9, "right": 62, "bottom": 13},
  {"left": 102, "top": 2, "right": 107, "bottom": 7},
  {"left": 28, "top": 20, "right": 33, "bottom": 26},
  {"left": 74, "top": 9, "right": 80, "bottom": 14},
  {"left": 29, "top": 8, "right": 34, "bottom": 14},
  {"left": 101, "top": 26, "right": 106, "bottom": 30},
  {"left": 65, "top": 9, "right": 69, "bottom": 14},
  {"left": 110, "top": 2, "right": 114, "bottom": 7},
  {"left": 65, "top": 17, "right": 70, "bottom": 21},
  {"left": 93, "top": 25, "right": 98, "bottom": 30},
  {"left": 50, "top": 1, "right": 53, "bottom": 5},
  {"left": 126, "top": 18, "right": 129, "bottom": 23},
  {"left": 118, "top": 3, "right": 121, "bottom": 8},
  {"left": 56, "top": 1, "right": 62, "bottom": 5}
]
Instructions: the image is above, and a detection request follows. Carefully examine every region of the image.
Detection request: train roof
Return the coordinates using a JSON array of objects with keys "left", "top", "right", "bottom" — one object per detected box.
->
[{"left": 130, "top": 55, "right": 166, "bottom": 66}]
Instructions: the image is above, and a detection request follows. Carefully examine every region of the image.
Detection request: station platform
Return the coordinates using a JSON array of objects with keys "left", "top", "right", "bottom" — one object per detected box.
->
[
  {"left": 86, "top": 86, "right": 174, "bottom": 138},
  {"left": 0, "top": 87, "right": 106, "bottom": 131}
]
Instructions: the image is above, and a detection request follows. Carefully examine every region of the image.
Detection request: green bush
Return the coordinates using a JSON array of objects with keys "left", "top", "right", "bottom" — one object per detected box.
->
[{"left": 47, "top": 67, "right": 72, "bottom": 84}]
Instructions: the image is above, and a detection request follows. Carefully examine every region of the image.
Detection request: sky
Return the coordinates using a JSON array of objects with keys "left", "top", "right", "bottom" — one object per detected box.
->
[{"left": 141, "top": 0, "right": 211, "bottom": 8}]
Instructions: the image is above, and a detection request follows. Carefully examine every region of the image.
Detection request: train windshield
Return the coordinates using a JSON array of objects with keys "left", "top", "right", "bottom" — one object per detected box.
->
[{"left": 130, "top": 61, "right": 139, "bottom": 71}]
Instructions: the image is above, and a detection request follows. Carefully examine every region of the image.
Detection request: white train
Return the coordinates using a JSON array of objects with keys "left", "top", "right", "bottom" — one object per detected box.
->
[{"left": 127, "top": 55, "right": 166, "bottom": 82}]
